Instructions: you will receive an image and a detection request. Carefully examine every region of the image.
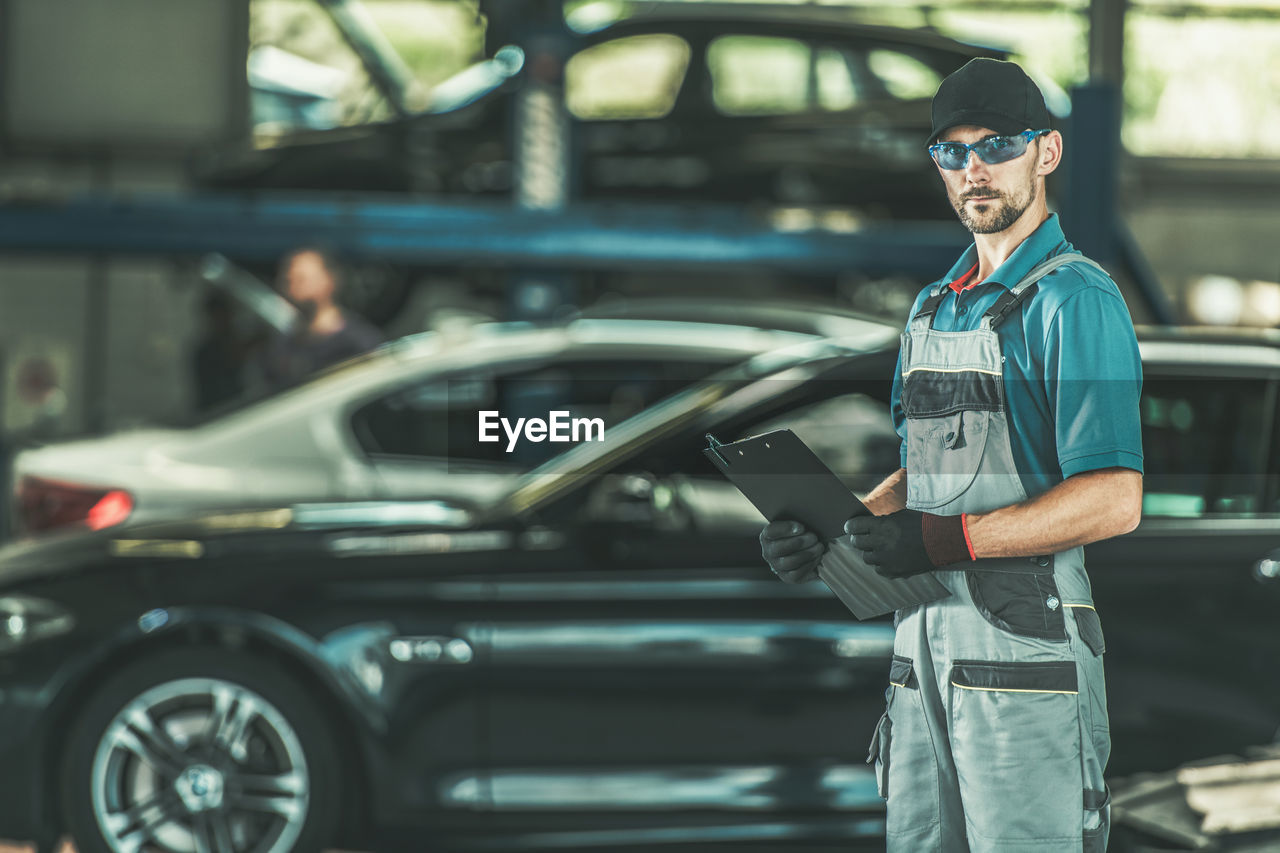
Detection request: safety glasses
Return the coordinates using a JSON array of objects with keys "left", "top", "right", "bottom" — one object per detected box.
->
[{"left": 928, "top": 130, "right": 1050, "bottom": 170}]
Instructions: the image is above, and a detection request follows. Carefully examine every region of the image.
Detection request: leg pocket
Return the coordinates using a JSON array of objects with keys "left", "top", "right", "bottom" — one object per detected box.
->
[
  {"left": 877, "top": 656, "right": 942, "bottom": 840},
  {"left": 967, "top": 569, "right": 1067, "bottom": 641},
  {"left": 950, "top": 660, "right": 1083, "bottom": 848},
  {"left": 1078, "top": 653, "right": 1111, "bottom": 850},
  {"left": 866, "top": 708, "right": 892, "bottom": 799},
  {"left": 1070, "top": 605, "right": 1106, "bottom": 656},
  {"left": 866, "top": 655, "right": 918, "bottom": 800},
  {"left": 1083, "top": 786, "right": 1110, "bottom": 853}
]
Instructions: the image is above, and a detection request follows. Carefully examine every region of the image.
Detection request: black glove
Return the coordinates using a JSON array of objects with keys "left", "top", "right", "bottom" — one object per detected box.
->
[
  {"left": 760, "top": 520, "right": 825, "bottom": 584},
  {"left": 845, "top": 510, "right": 972, "bottom": 578}
]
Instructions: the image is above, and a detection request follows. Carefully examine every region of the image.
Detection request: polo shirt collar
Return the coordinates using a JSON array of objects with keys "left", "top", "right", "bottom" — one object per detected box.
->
[{"left": 937, "top": 213, "right": 1070, "bottom": 293}]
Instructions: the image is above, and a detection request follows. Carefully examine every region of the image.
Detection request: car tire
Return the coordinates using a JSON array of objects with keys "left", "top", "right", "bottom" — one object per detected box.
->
[{"left": 61, "top": 646, "right": 343, "bottom": 853}]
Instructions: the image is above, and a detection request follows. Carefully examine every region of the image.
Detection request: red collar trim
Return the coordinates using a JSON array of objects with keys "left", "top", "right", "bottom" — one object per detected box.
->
[{"left": 948, "top": 262, "right": 983, "bottom": 294}]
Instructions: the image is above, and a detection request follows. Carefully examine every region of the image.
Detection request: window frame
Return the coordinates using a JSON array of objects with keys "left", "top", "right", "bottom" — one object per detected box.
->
[{"left": 1138, "top": 360, "right": 1278, "bottom": 519}]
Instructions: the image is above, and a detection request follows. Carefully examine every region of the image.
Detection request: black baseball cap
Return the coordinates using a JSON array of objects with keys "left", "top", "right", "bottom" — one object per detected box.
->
[{"left": 929, "top": 58, "right": 1051, "bottom": 144}]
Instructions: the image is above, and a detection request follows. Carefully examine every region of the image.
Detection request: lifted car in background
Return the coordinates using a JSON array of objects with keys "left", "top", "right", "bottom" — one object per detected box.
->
[
  {"left": 204, "top": 3, "right": 1031, "bottom": 221},
  {"left": 0, "top": 328, "right": 1279, "bottom": 852},
  {"left": 203, "top": 2, "right": 1070, "bottom": 328}
]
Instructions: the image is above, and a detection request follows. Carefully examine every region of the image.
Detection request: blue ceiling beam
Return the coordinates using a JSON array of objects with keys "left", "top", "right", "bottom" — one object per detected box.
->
[{"left": 0, "top": 194, "right": 970, "bottom": 277}]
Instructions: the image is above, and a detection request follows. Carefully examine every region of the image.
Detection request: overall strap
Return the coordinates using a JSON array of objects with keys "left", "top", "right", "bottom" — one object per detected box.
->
[
  {"left": 909, "top": 287, "right": 950, "bottom": 329},
  {"left": 982, "top": 252, "right": 1105, "bottom": 329}
]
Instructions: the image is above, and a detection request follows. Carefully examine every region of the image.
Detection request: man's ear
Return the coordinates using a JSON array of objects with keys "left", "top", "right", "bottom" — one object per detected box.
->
[{"left": 1037, "top": 130, "right": 1064, "bottom": 176}]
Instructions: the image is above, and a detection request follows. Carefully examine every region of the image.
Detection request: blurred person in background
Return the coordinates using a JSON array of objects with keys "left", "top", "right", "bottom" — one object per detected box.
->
[
  {"left": 12, "top": 356, "right": 68, "bottom": 442},
  {"left": 760, "top": 58, "right": 1142, "bottom": 851},
  {"left": 1, "top": 356, "right": 70, "bottom": 542},
  {"left": 261, "top": 247, "right": 383, "bottom": 390}
]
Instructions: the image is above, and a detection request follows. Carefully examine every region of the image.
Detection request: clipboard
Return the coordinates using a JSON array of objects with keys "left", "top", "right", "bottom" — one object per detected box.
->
[{"left": 704, "top": 429, "right": 950, "bottom": 620}]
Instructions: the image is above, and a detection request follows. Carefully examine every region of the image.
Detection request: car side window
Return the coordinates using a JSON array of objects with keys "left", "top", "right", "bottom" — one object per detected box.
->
[
  {"left": 566, "top": 34, "right": 692, "bottom": 120},
  {"left": 351, "top": 358, "right": 709, "bottom": 468},
  {"left": 707, "top": 36, "right": 863, "bottom": 116},
  {"left": 1140, "top": 376, "right": 1272, "bottom": 516},
  {"left": 738, "top": 392, "right": 900, "bottom": 492},
  {"left": 866, "top": 49, "right": 943, "bottom": 100}
]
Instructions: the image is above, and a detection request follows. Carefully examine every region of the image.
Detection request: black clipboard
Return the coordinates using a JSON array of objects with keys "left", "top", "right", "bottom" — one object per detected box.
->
[
  {"left": 704, "top": 429, "right": 950, "bottom": 620},
  {"left": 704, "top": 429, "right": 869, "bottom": 539}
]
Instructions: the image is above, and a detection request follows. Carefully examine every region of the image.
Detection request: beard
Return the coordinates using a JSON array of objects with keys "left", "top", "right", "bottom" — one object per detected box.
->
[{"left": 949, "top": 162, "right": 1038, "bottom": 234}]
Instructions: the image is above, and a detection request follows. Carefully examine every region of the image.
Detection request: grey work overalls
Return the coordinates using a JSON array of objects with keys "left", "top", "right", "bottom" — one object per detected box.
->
[{"left": 869, "top": 253, "right": 1112, "bottom": 852}]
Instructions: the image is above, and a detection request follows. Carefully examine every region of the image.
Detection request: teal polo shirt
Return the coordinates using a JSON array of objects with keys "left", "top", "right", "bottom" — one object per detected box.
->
[{"left": 891, "top": 213, "right": 1144, "bottom": 499}]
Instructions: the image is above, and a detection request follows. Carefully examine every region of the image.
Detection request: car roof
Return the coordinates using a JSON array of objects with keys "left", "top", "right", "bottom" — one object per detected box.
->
[
  {"left": 1136, "top": 325, "right": 1280, "bottom": 370},
  {"left": 189, "top": 318, "right": 835, "bottom": 430},
  {"left": 575, "top": 298, "right": 899, "bottom": 340},
  {"left": 583, "top": 3, "right": 1007, "bottom": 56},
  {"left": 1136, "top": 325, "right": 1280, "bottom": 348},
  {"left": 388, "top": 317, "right": 824, "bottom": 363}
]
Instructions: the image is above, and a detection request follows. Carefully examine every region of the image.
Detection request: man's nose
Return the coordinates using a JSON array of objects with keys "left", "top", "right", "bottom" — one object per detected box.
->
[{"left": 963, "top": 150, "right": 990, "bottom": 180}]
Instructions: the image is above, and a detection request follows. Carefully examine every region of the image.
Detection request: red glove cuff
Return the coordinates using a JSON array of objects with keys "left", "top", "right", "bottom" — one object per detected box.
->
[{"left": 921, "top": 512, "right": 976, "bottom": 567}]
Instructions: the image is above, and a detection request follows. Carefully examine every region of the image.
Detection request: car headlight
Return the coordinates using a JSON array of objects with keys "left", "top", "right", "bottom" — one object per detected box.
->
[{"left": 0, "top": 596, "right": 75, "bottom": 652}]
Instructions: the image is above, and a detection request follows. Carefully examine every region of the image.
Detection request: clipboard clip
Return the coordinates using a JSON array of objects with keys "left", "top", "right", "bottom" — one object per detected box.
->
[{"left": 705, "top": 433, "right": 729, "bottom": 467}]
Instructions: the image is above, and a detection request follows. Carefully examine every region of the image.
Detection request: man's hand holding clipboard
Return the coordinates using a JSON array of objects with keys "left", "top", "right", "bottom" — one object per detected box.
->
[{"left": 704, "top": 430, "right": 949, "bottom": 620}]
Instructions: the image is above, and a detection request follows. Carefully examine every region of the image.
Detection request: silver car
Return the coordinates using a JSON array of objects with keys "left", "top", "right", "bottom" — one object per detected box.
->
[{"left": 12, "top": 317, "right": 897, "bottom": 536}]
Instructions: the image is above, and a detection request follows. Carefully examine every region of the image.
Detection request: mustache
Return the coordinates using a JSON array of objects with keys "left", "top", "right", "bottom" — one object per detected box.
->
[{"left": 960, "top": 189, "right": 1003, "bottom": 202}]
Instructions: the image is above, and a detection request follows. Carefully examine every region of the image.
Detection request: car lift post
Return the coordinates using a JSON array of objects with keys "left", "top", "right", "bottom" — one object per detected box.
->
[
  {"left": 495, "top": 0, "right": 579, "bottom": 321},
  {"left": 1061, "top": 81, "right": 1175, "bottom": 325},
  {"left": 1059, "top": 0, "right": 1175, "bottom": 323}
]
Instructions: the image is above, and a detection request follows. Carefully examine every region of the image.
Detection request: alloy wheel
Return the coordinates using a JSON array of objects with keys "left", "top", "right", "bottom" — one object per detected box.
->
[{"left": 88, "top": 677, "right": 311, "bottom": 853}]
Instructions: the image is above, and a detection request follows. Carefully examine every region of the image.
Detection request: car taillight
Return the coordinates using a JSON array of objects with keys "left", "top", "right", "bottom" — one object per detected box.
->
[
  {"left": 15, "top": 477, "right": 134, "bottom": 533},
  {"left": 87, "top": 490, "right": 134, "bottom": 530}
]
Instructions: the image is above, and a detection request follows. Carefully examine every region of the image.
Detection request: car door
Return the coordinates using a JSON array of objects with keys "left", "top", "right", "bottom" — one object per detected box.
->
[
  {"left": 173, "top": 518, "right": 500, "bottom": 833},
  {"left": 1085, "top": 352, "right": 1280, "bottom": 773},
  {"left": 475, "top": 384, "right": 900, "bottom": 846}
]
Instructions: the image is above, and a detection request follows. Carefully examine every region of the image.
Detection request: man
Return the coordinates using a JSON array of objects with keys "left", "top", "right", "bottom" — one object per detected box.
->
[
  {"left": 760, "top": 59, "right": 1143, "bottom": 851},
  {"left": 262, "top": 247, "right": 384, "bottom": 390}
]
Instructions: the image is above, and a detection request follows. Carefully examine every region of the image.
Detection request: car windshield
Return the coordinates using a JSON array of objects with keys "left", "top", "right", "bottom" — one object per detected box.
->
[{"left": 489, "top": 336, "right": 881, "bottom": 519}]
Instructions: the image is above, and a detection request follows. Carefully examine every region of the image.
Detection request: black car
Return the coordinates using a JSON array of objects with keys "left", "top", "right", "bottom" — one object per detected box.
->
[
  {"left": 0, "top": 330, "right": 1277, "bottom": 852},
  {"left": 204, "top": 3, "right": 1015, "bottom": 221}
]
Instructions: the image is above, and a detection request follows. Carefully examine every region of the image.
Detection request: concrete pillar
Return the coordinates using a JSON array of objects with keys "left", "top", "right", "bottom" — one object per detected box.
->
[{"left": 1089, "top": 0, "right": 1127, "bottom": 86}]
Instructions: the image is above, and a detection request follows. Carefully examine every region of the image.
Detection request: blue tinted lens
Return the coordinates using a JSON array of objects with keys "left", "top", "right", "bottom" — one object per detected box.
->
[
  {"left": 929, "top": 131, "right": 1043, "bottom": 170},
  {"left": 976, "top": 133, "right": 1030, "bottom": 164},
  {"left": 931, "top": 143, "right": 970, "bottom": 170}
]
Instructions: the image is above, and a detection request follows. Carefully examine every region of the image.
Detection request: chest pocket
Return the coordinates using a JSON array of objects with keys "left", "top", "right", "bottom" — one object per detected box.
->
[
  {"left": 905, "top": 408, "right": 992, "bottom": 509},
  {"left": 900, "top": 342, "right": 1003, "bottom": 510}
]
